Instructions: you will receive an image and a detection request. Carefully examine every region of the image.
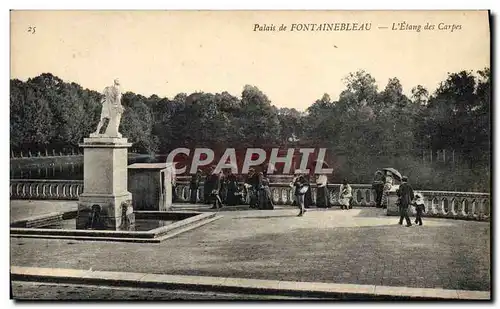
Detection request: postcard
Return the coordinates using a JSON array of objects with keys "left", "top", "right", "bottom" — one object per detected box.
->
[{"left": 9, "top": 10, "right": 491, "bottom": 301}]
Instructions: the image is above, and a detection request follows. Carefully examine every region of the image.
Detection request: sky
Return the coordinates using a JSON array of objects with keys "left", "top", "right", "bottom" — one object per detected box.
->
[{"left": 10, "top": 10, "right": 490, "bottom": 111}]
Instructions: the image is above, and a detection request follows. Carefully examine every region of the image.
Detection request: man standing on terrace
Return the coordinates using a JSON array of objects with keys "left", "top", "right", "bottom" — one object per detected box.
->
[{"left": 397, "top": 176, "right": 414, "bottom": 227}]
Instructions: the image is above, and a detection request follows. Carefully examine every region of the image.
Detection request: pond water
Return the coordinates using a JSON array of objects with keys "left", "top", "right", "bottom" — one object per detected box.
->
[
  {"left": 33, "top": 219, "right": 175, "bottom": 231},
  {"left": 10, "top": 155, "right": 166, "bottom": 180}
]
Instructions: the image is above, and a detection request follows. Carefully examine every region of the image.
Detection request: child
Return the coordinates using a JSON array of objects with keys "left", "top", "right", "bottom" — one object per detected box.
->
[{"left": 413, "top": 194, "right": 426, "bottom": 226}]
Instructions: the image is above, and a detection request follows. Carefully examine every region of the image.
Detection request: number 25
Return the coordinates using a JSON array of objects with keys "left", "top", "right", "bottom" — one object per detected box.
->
[{"left": 28, "top": 26, "right": 36, "bottom": 34}]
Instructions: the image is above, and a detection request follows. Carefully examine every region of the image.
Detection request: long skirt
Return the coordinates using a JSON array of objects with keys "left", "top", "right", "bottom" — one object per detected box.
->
[
  {"left": 258, "top": 187, "right": 274, "bottom": 210},
  {"left": 339, "top": 195, "right": 351, "bottom": 207},
  {"left": 316, "top": 186, "right": 330, "bottom": 208},
  {"left": 247, "top": 187, "right": 257, "bottom": 207},
  {"left": 305, "top": 188, "right": 313, "bottom": 208},
  {"left": 225, "top": 183, "right": 240, "bottom": 206},
  {"left": 381, "top": 184, "right": 392, "bottom": 208}
]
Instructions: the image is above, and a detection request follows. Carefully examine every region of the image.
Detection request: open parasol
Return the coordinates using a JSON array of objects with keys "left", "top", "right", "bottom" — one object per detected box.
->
[{"left": 382, "top": 167, "right": 402, "bottom": 180}]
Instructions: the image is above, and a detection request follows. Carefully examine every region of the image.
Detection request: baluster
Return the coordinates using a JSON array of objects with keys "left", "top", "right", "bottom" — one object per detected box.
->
[
  {"left": 460, "top": 198, "right": 467, "bottom": 217},
  {"left": 329, "top": 188, "right": 335, "bottom": 206},
  {"left": 442, "top": 197, "right": 450, "bottom": 216},
  {"left": 471, "top": 199, "right": 478, "bottom": 218},
  {"left": 184, "top": 185, "right": 189, "bottom": 201},
  {"left": 199, "top": 187, "right": 204, "bottom": 203},
  {"left": 271, "top": 187, "right": 279, "bottom": 205},
  {"left": 281, "top": 188, "right": 287, "bottom": 205},
  {"left": 35, "top": 183, "right": 39, "bottom": 198},
  {"left": 28, "top": 183, "right": 33, "bottom": 198},
  {"left": 483, "top": 199, "right": 490, "bottom": 217},
  {"left": 178, "top": 185, "right": 185, "bottom": 202}
]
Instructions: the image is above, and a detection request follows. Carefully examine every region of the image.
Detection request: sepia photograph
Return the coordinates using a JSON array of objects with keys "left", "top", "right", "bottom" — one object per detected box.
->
[{"left": 8, "top": 8, "right": 491, "bottom": 301}]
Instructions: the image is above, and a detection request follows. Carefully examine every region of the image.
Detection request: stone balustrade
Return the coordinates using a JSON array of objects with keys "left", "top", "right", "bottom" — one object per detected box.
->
[
  {"left": 10, "top": 179, "right": 84, "bottom": 200},
  {"left": 173, "top": 180, "right": 375, "bottom": 206},
  {"left": 10, "top": 179, "right": 490, "bottom": 221},
  {"left": 386, "top": 190, "right": 490, "bottom": 221}
]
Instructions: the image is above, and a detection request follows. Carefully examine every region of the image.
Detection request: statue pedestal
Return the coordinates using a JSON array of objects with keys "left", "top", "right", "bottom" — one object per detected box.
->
[{"left": 76, "top": 136, "right": 135, "bottom": 230}]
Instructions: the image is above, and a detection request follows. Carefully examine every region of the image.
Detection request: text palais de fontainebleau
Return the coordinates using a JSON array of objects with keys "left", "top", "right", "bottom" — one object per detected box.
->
[{"left": 253, "top": 21, "right": 462, "bottom": 33}]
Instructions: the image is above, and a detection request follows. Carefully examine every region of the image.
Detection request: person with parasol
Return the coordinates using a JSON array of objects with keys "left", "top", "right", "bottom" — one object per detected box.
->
[{"left": 381, "top": 168, "right": 402, "bottom": 209}]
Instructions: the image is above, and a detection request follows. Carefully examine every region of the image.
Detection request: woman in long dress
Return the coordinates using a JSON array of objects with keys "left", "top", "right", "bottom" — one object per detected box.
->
[
  {"left": 225, "top": 172, "right": 240, "bottom": 206},
  {"left": 258, "top": 171, "right": 274, "bottom": 210},
  {"left": 304, "top": 173, "right": 313, "bottom": 208},
  {"left": 339, "top": 179, "right": 352, "bottom": 210},
  {"left": 381, "top": 174, "right": 394, "bottom": 209},
  {"left": 316, "top": 173, "right": 330, "bottom": 208}
]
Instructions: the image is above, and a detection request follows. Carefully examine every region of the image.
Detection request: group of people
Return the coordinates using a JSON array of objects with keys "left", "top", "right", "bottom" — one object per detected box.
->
[
  {"left": 290, "top": 172, "right": 350, "bottom": 216},
  {"left": 187, "top": 166, "right": 426, "bottom": 224},
  {"left": 396, "top": 176, "right": 426, "bottom": 227},
  {"left": 188, "top": 166, "right": 339, "bottom": 212},
  {"left": 371, "top": 169, "right": 398, "bottom": 209},
  {"left": 188, "top": 166, "right": 244, "bottom": 209}
]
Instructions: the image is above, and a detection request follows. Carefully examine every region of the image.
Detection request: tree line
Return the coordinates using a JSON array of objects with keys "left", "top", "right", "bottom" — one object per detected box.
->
[{"left": 10, "top": 69, "right": 490, "bottom": 191}]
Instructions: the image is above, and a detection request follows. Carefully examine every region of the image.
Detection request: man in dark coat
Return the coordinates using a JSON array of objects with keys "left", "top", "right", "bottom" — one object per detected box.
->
[
  {"left": 189, "top": 169, "right": 202, "bottom": 203},
  {"left": 246, "top": 168, "right": 260, "bottom": 208},
  {"left": 203, "top": 167, "right": 214, "bottom": 204},
  {"left": 397, "top": 176, "right": 414, "bottom": 227}
]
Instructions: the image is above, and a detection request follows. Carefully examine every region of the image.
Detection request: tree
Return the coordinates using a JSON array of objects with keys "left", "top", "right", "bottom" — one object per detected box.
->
[
  {"left": 411, "top": 85, "right": 429, "bottom": 106},
  {"left": 10, "top": 79, "right": 54, "bottom": 150},
  {"left": 120, "top": 92, "right": 158, "bottom": 154},
  {"left": 238, "top": 85, "right": 281, "bottom": 147}
]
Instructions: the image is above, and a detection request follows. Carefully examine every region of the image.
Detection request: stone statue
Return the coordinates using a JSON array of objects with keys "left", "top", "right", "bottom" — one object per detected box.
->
[{"left": 93, "top": 79, "right": 125, "bottom": 137}]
